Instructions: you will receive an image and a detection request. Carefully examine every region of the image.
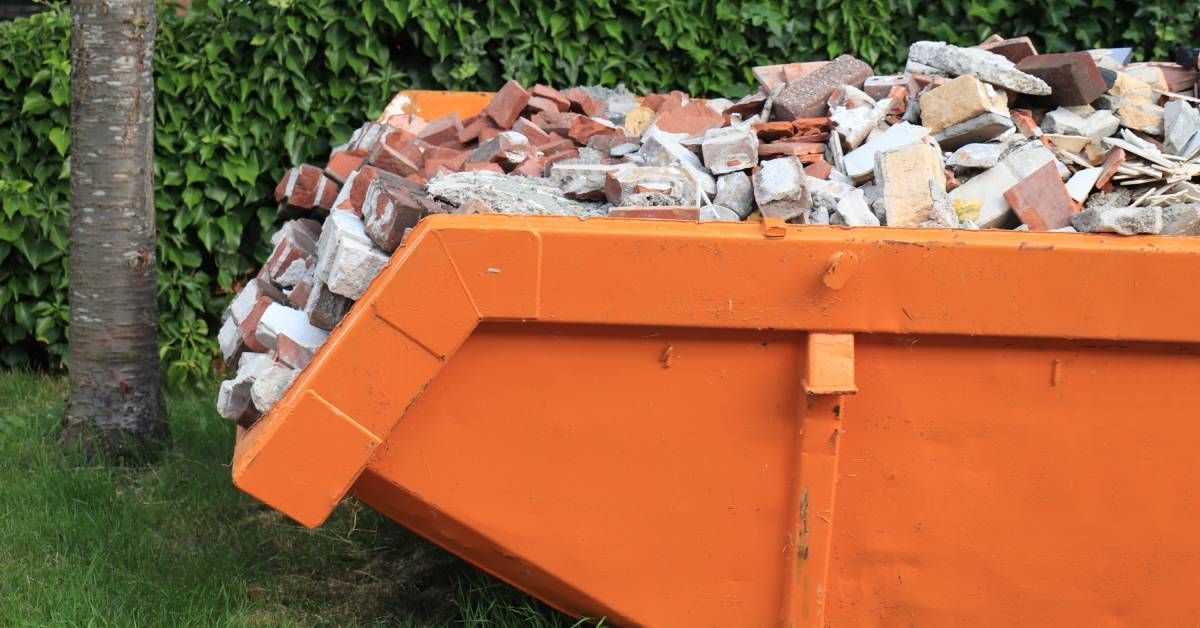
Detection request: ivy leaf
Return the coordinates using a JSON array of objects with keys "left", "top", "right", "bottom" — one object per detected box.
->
[
  {"left": 21, "top": 93, "right": 50, "bottom": 115},
  {"left": 48, "top": 127, "right": 69, "bottom": 156}
]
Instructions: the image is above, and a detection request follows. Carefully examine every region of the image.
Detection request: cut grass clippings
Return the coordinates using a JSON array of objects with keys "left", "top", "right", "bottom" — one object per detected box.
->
[{"left": 0, "top": 371, "right": 583, "bottom": 627}]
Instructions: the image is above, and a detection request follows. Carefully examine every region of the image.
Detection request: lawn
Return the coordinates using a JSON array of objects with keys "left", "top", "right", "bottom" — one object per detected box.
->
[{"left": 0, "top": 371, "right": 581, "bottom": 627}]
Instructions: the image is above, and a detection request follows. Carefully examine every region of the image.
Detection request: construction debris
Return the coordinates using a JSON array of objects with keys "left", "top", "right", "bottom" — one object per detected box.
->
[{"left": 217, "top": 35, "right": 1200, "bottom": 425}]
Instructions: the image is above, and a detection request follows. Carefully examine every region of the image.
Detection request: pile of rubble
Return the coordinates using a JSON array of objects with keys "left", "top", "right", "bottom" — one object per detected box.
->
[{"left": 217, "top": 36, "right": 1200, "bottom": 424}]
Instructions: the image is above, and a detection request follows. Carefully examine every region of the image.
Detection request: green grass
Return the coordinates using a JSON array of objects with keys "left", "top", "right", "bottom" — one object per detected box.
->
[{"left": 0, "top": 371, "right": 583, "bottom": 627}]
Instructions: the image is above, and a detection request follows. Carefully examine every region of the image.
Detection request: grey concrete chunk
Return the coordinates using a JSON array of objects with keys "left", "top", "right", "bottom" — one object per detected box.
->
[
  {"left": 907, "top": 41, "right": 1051, "bottom": 95},
  {"left": 427, "top": 171, "right": 602, "bottom": 216},
  {"left": 947, "top": 143, "right": 1005, "bottom": 169},
  {"left": 250, "top": 362, "right": 300, "bottom": 414},
  {"left": 932, "top": 112, "right": 1014, "bottom": 150},
  {"left": 1071, "top": 206, "right": 1163, "bottom": 235},
  {"left": 699, "top": 204, "right": 741, "bottom": 222},
  {"left": 701, "top": 126, "right": 759, "bottom": 174},
  {"left": 550, "top": 163, "right": 620, "bottom": 201},
  {"left": 1042, "top": 107, "right": 1120, "bottom": 141},
  {"left": 842, "top": 122, "right": 930, "bottom": 181},
  {"left": 714, "top": 172, "right": 754, "bottom": 219},
  {"left": 314, "top": 211, "right": 390, "bottom": 300},
  {"left": 752, "top": 157, "right": 812, "bottom": 220},
  {"left": 1164, "top": 100, "right": 1200, "bottom": 156},
  {"left": 1161, "top": 204, "right": 1200, "bottom": 235}
]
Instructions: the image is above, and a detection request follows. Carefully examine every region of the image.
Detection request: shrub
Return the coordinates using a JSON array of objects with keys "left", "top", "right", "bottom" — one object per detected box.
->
[{"left": 1, "top": 0, "right": 1196, "bottom": 383}]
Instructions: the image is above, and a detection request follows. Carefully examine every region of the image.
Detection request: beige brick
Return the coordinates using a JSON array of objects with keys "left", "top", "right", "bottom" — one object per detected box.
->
[
  {"left": 918, "top": 75, "right": 993, "bottom": 133},
  {"left": 875, "top": 143, "right": 946, "bottom": 227}
]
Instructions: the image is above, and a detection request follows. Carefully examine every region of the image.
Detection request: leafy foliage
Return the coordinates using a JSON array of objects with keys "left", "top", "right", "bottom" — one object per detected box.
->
[{"left": 1, "top": 0, "right": 1197, "bottom": 382}]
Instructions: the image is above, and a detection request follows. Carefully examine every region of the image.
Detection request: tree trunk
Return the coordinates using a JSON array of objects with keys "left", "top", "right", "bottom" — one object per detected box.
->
[{"left": 61, "top": 0, "right": 166, "bottom": 460}]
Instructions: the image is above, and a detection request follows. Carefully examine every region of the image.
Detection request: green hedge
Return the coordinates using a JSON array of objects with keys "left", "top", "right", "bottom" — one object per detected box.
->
[{"left": 2, "top": 0, "right": 1197, "bottom": 383}]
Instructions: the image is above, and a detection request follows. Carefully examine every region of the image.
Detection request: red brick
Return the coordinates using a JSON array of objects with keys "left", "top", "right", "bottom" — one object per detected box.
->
[
  {"left": 524, "top": 96, "right": 562, "bottom": 116},
  {"left": 325, "top": 150, "right": 365, "bottom": 183},
  {"left": 1011, "top": 109, "right": 1040, "bottom": 138},
  {"left": 348, "top": 122, "right": 390, "bottom": 155},
  {"left": 276, "top": 333, "right": 316, "bottom": 370},
  {"left": 264, "top": 219, "right": 319, "bottom": 286},
  {"left": 464, "top": 162, "right": 504, "bottom": 173},
  {"left": 539, "top": 136, "right": 577, "bottom": 156},
  {"left": 1095, "top": 147, "right": 1126, "bottom": 192},
  {"left": 607, "top": 206, "right": 701, "bottom": 220},
  {"left": 1017, "top": 52, "right": 1107, "bottom": 106},
  {"left": 236, "top": 295, "right": 275, "bottom": 353},
  {"left": 641, "top": 93, "right": 666, "bottom": 112},
  {"left": 512, "top": 117, "right": 554, "bottom": 146},
  {"left": 370, "top": 143, "right": 423, "bottom": 178},
  {"left": 531, "top": 111, "right": 581, "bottom": 136},
  {"left": 758, "top": 142, "right": 827, "bottom": 158},
  {"left": 586, "top": 133, "right": 636, "bottom": 152},
  {"left": 562, "top": 87, "right": 604, "bottom": 116},
  {"left": 1004, "top": 161, "right": 1078, "bottom": 230},
  {"left": 568, "top": 116, "right": 621, "bottom": 144},
  {"left": 804, "top": 159, "right": 832, "bottom": 179},
  {"left": 416, "top": 113, "right": 463, "bottom": 146},
  {"left": 653, "top": 101, "right": 724, "bottom": 136},
  {"left": 530, "top": 84, "right": 571, "bottom": 111},
  {"left": 383, "top": 113, "right": 427, "bottom": 135},
  {"left": 363, "top": 179, "right": 427, "bottom": 253},
  {"left": 467, "top": 132, "right": 534, "bottom": 170},
  {"left": 724, "top": 93, "right": 767, "bottom": 119},
  {"left": 543, "top": 149, "right": 581, "bottom": 168},
  {"left": 752, "top": 61, "right": 830, "bottom": 91},
  {"left": 511, "top": 157, "right": 548, "bottom": 178},
  {"left": 886, "top": 86, "right": 909, "bottom": 116},
  {"left": 979, "top": 36, "right": 1038, "bottom": 64},
  {"left": 275, "top": 164, "right": 339, "bottom": 212},
  {"left": 485, "top": 80, "right": 531, "bottom": 129},
  {"left": 772, "top": 54, "right": 874, "bottom": 120},
  {"left": 287, "top": 274, "right": 314, "bottom": 309},
  {"left": 754, "top": 121, "right": 797, "bottom": 142},
  {"left": 382, "top": 127, "right": 417, "bottom": 151}
]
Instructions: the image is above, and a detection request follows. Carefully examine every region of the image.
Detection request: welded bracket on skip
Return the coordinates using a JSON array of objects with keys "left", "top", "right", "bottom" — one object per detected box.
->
[{"left": 781, "top": 332, "right": 856, "bottom": 627}]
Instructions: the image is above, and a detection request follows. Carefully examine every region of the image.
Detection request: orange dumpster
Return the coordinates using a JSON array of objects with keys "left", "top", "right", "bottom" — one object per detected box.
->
[{"left": 233, "top": 93, "right": 1200, "bottom": 626}]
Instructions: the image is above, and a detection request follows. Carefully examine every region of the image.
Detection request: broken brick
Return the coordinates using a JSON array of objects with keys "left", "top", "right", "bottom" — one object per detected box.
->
[
  {"left": 1017, "top": 52, "right": 1107, "bottom": 106},
  {"left": 485, "top": 80, "right": 532, "bottom": 129},
  {"left": 1094, "top": 147, "right": 1126, "bottom": 192},
  {"left": 979, "top": 36, "right": 1038, "bottom": 63},
  {"left": 652, "top": 101, "right": 725, "bottom": 136},
  {"left": 530, "top": 84, "right": 571, "bottom": 111},
  {"left": 562, "top": 87, "right": 604, "bottom": 117},
  {"left": 568, "top": 116, "right": 621, "bottom": 144},
  {"left": 772, "top": 54, "right": 874, "bottom": 120},
  {"left": 325, "top": 150, "right": 366, "bottom": 183},
  {"left": 370, "top": 142, "right": 424, "bottom": 178},
  {"left": 362, "top": 179, "right": 426, "bottom": 253},
  {"left": 1003, "top": 160, "right": 1078, "bottom": 230},
  {"left": 416, "top": 113, "right": 464, "bottom": 146},
  {"left": 752, "top": 61, "right": 829, "bottom": 92},
  {"left": 524, "top": 96, "right": 562, "bottom": 116},
  {"left": 512, "top": 117, "right": 554, "bottom": 146},
  {"left": 275, "top": 164, "right": 339, "bottom": 214},
  {"left": 531, "top": 111, "right": 582, "bottom": 136}
]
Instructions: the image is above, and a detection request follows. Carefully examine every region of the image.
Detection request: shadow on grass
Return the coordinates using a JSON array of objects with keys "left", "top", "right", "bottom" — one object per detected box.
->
[{"left": 0, "top": 371, "right": 580, "bottom": 627}]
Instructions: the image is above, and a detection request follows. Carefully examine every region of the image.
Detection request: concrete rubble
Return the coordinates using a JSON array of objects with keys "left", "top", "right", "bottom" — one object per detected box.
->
[{"left": 216, "top": 35, "right": 1200, "bottom": 425}]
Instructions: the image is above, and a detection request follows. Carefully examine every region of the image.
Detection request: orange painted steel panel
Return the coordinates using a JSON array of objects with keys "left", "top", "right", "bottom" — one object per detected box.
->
[
  {"left": 384, "top": 89, "right": 493, "bottom": 120},
  {"left": 233, "top": 213, "right": 1200, "bottom": 625},
  {"left": 231, "top": 93, "right": 1200, "bottom": 627}
]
